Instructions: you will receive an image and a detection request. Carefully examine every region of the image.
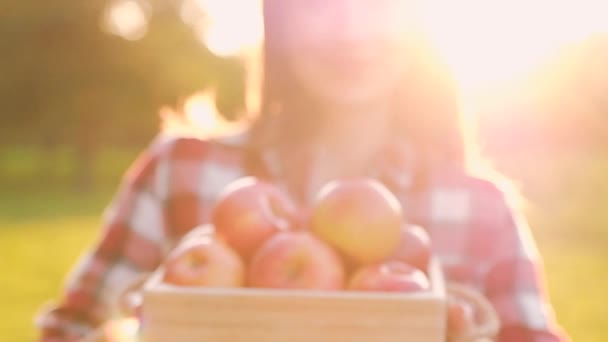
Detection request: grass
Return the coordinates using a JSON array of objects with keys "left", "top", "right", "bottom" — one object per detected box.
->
[
  {"left": 494, "top": 150, "right": 608, "bottom": 341},
  {"left": 1, "top": 146, "right": 607, "bottom": 341},
  {"left": 2, "top": 217, "right": 98, "bottom": 340},
  {"left": 0, "top": 145, "right": 134, "bottom": 341}
]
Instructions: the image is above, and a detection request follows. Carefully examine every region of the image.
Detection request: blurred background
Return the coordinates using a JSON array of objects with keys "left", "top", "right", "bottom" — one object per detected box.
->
[{"left": 1, "top": 0, "right": 607, "bottom": 340}]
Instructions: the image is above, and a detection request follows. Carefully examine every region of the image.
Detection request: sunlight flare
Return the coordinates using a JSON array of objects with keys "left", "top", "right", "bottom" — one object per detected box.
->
[
  {"left": 103, "top": 0, "right": 150, "bottom": 41},
  {"left": 192, "top": 0, "right": 607, "bottom": 92},
  {"left": 161, "top": 92, "right": 245, "bottom": 137},
  {"left": 417, "top": 0, "right": 608, "bottom": 93},
  {"left": 181, "top": 0, "right": 263, "bottom": 56}
]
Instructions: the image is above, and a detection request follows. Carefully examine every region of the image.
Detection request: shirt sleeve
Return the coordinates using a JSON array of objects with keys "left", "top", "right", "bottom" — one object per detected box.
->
[
  {"left": 483, "top": 190, "right": 570, "bottom": 342},
  {"left": 35, "top": 137, "right": 172, "bottom": 341}
]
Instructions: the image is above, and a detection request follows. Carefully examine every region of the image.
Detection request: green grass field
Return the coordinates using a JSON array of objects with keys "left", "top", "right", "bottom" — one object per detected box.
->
[{"left": 1, "top": 147, "right": 606, "bottom": 341}]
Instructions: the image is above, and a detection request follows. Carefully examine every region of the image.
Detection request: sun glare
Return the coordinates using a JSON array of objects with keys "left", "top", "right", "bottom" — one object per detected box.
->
[
  {"left": 103, "top": 318, "right": 139, "bottom": 342},
  {"left": 103, "top": 0, "right": 150, "bottom": 41},
  {"left": 416, "top": 0, "right": 608, "bottom": 94},
  {"left": 184, "top": 92, "right": 222, "bottom": 129},
  {"left": 181, "top": 0, "right": 263, "bottom": 57},
  {"left": 103, "top": 0, "right": 607, "bottom": 92},
  {"left": 161, "top": 92, "right": 245, "bottom": 138},
  {"left": 192, "top": 0, "right": 606, "bottom": 93}
]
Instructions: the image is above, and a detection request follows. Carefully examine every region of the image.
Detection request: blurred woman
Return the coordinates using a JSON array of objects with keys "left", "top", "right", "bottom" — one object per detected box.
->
[{"left": 37, "top": 1, "right": 569, "bottom": 341}]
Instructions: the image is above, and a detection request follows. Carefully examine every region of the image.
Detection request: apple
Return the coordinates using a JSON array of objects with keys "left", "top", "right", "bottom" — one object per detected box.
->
[
  {"left": 163, "top": 233, "right": 244, "bottom": 287},
  {"left": 388, "top": 224, "right": 432, "bottom": 271},
  {"left": 348, "top": 261, "right": 430, "bottom": 292},
  {"left": 291, "top": 206, "right": 312, "bottom": 231},
  {"left": 248, "top": 231, "right": 345, "bottom": 290},
  {"left": 211, "top": 177, "right": 296, "bottom": 260},
  {"left": 310, "top": 178, "right": 402, "bottom": 264},
  {"left": 179, "top": 224, "right": 216, "bottom": 243},
  {"left": 447, "top": 297, "right": 475, "bottom": 340}
]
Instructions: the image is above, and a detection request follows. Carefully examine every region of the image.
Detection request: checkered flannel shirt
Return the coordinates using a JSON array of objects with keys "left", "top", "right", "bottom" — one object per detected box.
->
[{"left": 36, "top": 132, "right": 569, "bottom": 341}]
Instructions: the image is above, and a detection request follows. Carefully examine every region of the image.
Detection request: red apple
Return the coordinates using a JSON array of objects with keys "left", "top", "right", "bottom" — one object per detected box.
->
[
  {"left": 291, "top": 206, "right": 312, "bottom": 231},
  {"left": 179, "top": 224, "right": 215, "bottom": 243},
  {"left": 388, "top": 224, "right": 432, "bottom": 271},
  {"left": 310, "top": 178, "right": 402, "bottom": 264},
  {"left": 248, "top": 231, "right": 345, "bottom": 290},
  {"left": 348, "top": 261, "right": 430, "bottom": 292},
  {"left": 211, "top": 177, "right": 296, "bottom": 260},
  {"left": 163, "top": 234, "right": 244, "bottom": 287}
]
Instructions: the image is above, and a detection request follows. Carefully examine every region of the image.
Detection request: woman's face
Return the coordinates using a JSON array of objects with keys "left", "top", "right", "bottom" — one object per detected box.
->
[{"left": 278, "top": 0, "right": 416, "bottom": 110}]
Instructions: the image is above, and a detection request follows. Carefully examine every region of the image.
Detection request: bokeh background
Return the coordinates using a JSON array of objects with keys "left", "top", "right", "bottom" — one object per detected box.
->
[{"left": 1, "top": 1, "right": 607, "bottom": 340}]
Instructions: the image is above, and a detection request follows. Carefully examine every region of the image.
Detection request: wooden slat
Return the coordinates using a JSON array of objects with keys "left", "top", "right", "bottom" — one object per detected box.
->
[{"left": 142, "top": 259, "right": 446, "bottom": 342}]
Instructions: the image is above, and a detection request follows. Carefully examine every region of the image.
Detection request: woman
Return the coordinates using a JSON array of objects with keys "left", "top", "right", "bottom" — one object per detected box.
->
[{"left": 37, "top": 0, "right": 569, "bottom": 341}]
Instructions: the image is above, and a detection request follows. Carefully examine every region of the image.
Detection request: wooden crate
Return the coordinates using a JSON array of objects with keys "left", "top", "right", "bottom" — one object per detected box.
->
[{"left": 141, "top": 259, "right": 446, "bottom": 342}]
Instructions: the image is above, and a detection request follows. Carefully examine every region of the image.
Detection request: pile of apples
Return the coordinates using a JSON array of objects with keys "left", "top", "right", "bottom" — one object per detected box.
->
[
  {"left": 163, "top": 177, "right": 432, "bottom": 293},
  {"left": 161, "top": 176, "right": 478, "bottom": 336}
]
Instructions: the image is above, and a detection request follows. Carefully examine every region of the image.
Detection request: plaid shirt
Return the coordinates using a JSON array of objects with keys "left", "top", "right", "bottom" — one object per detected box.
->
[{"left": 36, "top": 132, "right": 569, "bottom": 341}]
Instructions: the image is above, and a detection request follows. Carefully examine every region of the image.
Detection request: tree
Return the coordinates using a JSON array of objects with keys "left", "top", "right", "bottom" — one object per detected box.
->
[{"left": 0, "top": 0, "right": 245, "bottom": 189}]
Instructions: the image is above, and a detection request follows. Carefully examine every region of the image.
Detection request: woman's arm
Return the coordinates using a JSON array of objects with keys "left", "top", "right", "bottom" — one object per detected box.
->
[
  {"left": 35, "top": 138, "right": 172, "bottom": 341},
  {"left": 483, "top": 189, "right": 570, "bottom": 342}
]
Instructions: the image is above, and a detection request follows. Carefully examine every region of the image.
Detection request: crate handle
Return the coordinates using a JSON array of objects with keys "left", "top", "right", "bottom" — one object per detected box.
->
[{"left": 447, "top": 284, "right": 500, "bottom": 342}]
